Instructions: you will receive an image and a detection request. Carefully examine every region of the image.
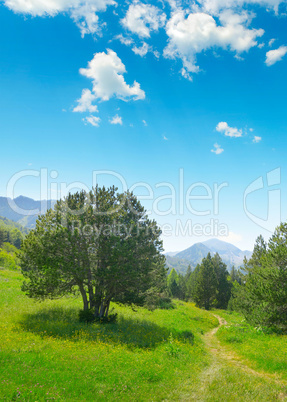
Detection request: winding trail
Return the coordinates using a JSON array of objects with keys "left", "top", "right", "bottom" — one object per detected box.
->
[
  {"left": 178, "top": 314, "right": 287, "bottom": 401},
  {"left": 204, "top": 315, "right": 287, "bottom": 385}
]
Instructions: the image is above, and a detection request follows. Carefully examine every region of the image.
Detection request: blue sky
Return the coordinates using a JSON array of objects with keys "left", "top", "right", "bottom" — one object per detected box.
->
[{"left": 0, "top": 0, "right": 287, "bottom": 252}]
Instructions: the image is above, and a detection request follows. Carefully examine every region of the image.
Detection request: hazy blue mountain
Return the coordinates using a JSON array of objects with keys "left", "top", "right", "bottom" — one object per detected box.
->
[
  {"left": 165, "top": 239, "right": 252, "bottom": 274},
  {"left": 203, "top": 238, "right": 241, "bottom": 253},
  {"left": 176, "top": 243, "right": 211, "bottom": 266},
  {"left": 202, "top": 238, "right": 252, "bottom": 268},
  {"left": 0, "top": 196, "right": 56, "bottom": 228},
  {"left": 165, "top": 251, "right": 180, "bottom": 257}
]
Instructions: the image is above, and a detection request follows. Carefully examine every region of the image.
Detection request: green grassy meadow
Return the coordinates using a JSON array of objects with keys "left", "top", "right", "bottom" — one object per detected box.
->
[
  {"left": 0, "top": 269, "right": 217, "bottom": 401},
  {"left": 1, "top": 268, "right": 287, "bottom": 401}
]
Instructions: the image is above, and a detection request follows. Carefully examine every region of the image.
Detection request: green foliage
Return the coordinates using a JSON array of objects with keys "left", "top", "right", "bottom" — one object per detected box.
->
[
  {"left": 165, "top": 332, "right": 181, "bottom": 357},
  {"left": 0, "top": 215, "right": 27, "bottom": 249},
  {"left": 212, "top": 253, "right": 232, "bottom": 309},
  {"left": 0, "top": 243, "right": 19, "bottom": 270},
  {"left": 167, "top": 254, "right": 232, "bottom": 311},
  {"left": 230, "top": 265, "right": 243, "bottom": 285},
  {"left": 19, "top": 187, "right": 166, "bottom": 320},
  {"left": 193, "top": 253, "right": 218, "bottom": 310},
  {"left": 232, "top": 227, "right": 287, "bottom": 331},
  {"left": 78, "top": 308, "right": 96, "bottom": 323},
  {"left": 144, "top": 287, "right": 173, "bottom": 310}
]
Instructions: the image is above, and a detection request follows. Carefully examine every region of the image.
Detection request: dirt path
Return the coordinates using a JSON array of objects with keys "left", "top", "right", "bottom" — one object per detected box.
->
[
  {"left": 178, "top": 314, "right": 287, "bottom": 401},
  {"left": 205, "top": 314, "right": 287, "bottom": 385},
  {"left": 175, "top": 314, "right": 287, "bottom": 401}
]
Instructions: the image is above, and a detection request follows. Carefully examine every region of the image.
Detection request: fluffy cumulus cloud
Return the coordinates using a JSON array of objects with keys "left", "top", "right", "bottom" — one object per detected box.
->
[
  {"left": 79, "top": 49, "right": 145, "bottom": 101},
  {"left": 83, "top": 115, "right": 101, "bottom": 127},
  {"left": 110, "top": 114, "right": 123, "bottom": 125},
  {"left": 73, "top": 89, "right": 98, "bottom": 113},
  {"left": 4, "top": 0, "right": 116, "bottom": 36},
  {"left": 265, "top": 45, "right": 287, "bottom": 66},
  {"left": 211, "top": 143, "right": 224, "bottom": 154},
  {"left": 164, "top": 10, "right": 264, "bottom": 76},
  {"left": 216, "top": 121, "right": 243, "bottom": 137},
  {"left": 121, "top": 1, "right": 166, "bottom": 38}
]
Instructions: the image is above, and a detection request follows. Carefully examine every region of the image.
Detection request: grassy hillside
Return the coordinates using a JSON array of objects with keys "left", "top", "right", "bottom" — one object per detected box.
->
[
  {"left": 1, "top": 269, "right": 287, "bottom": 401},
  {"left": 165, "top": 255, "right": 191, "bottom": 274},
  {"left": 0, "top": 269, "right": 217, "bottom": 401},
  {"left": 0, "top": 216, "right": 29, "bottom": 234},
  {"left": 0, "top": 215, "right": 28, "bottom": 249}
]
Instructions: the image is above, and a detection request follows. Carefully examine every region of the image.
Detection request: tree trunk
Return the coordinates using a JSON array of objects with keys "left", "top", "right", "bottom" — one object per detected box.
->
[
  {"left": 105, "top": 300, "right": 110, "bottom": 317},
  {"left": 99, "top": 301, "right": 105, "bottom": 318},
  {"left": 78, "top": 283, "right": 89, "bottom": 311}
]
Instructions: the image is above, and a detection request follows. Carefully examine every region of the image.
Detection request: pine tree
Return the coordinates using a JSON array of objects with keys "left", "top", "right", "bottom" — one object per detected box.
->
[
  {"left": 193, "top": 253, "right": 217, "bottom": 310},
  {"left": 20, "top": 187, "right": 166, "bottom": 320},
  {"left": 212, "top": 253, "right": 232, "bottom": 309},
  {"left": 230, "top": 266, "right": 242, "bottom": 285},
  {"left": 233, "top": 226, "right": 287, "bottom": 331}
]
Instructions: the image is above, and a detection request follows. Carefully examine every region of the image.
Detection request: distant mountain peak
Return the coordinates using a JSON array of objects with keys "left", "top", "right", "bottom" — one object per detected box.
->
[
  {"left": 0, "top": 195, "right": 55, "bottom": 229},
  {"left": 166, "top": 239, "right": 252, "bottom": 274}
]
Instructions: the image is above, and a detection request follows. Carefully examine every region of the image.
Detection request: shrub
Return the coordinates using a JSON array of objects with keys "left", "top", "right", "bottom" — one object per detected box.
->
[{"left": 78, "top": 309, "right": 95, "bottom": 323}]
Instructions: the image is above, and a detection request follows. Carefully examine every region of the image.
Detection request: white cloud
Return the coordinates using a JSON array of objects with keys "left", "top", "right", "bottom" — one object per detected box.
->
[
  {"left": 253, "top": 135, "right": 262, "bottom": 143},
  {"left": 4, "top": 0, "right": 116, "bottom": 37},
  {"left": 268, "top": 38, "right": 276, "bottom": 47},
  {"left": 211, "top": 143, "right": 224, "bottom": 154},
  {"left": 115, "top": 34, "right": 134, "bottom": 46},
  {"left": 110, "top": 114, "right": 123, "bottom": 125},
  {"left": 73, "top": 89, "right": 98, "bottom": 113},
  {"left": 79, "top": 49, "right": 145, "bottom": 101},
  {"left": 83, "top": 115, "right": 101, "bottom": 127},
  {"left": 216, "top": 121, "right": 243, "bottom": 137},
  {"left": 121, "top": 2, "right": 166, "bottom": 38},
  {"left": 218, "top": 231, "right": 242, "bottom": 245},
  {"left": 197, "top": 0, "right": 284, "bottom": 14},
  {"left": 153, "top": 50, "right": 160, "bottom": 59},
  {"left": 164, "top": 10, "right": 264, "bottom": 75},
  {"left": 132, "top": 42, "right": 150, "bottom": 56},
  {"left": 142, "top": 119, "right": 147, "bottom": 126},
  {"left": 265, "top": 45, "right": 287, "bottom": 66}
]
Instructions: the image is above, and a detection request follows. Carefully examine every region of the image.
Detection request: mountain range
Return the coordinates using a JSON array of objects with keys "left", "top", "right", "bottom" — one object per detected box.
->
[
  {"left": 165, "top": 239, "right": 252, "bottom": 274},
  {"left": 0, "top": 196, "right": 55, "bottom": 228},
  {"left": 0, "top": 196, "right": 252, "bottom": 273}
]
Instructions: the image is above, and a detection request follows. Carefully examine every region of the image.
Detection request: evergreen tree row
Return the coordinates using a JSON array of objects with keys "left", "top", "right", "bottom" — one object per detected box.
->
[
  {"left": 167, "top": 253, "right": 241, "bottom": 310},
  {"left": 231, "top": 223, "right": 287, "bottom": 332}
]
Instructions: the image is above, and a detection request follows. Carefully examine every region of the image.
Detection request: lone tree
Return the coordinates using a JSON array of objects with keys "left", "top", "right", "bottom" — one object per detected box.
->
[{"left": 20, "top": 187, "right": 166, "bottom": 319}]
